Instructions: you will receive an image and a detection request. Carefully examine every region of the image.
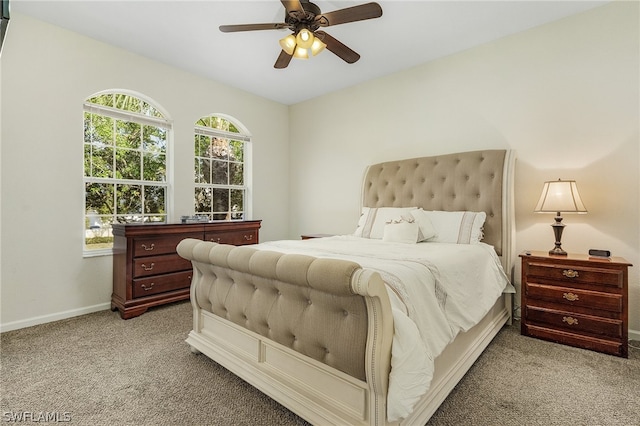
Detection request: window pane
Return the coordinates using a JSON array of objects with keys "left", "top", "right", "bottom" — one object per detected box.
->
[
  {"left": 195, "top": 187, "right": 211, "bottom": 213},
  {"left": 195, "top": 135, "right": 209, "bottom": 157},
  {"left": 231, "top": 189, "right": 244, "bottom": 220},
  {"left": 212, "top": 160, "right": 228, "bottom": 185},
  {"left": 230, "top": 140, "right": 244, "bottom": 162},
  {"left": 88, "top": 93, "right": 113, "bottom": 107},
  {"left": 143, "top": 125, "right": 166, "bottom": 153},
  {"left": 229, "top": 162, "right": 243, "bottom": 186},
  {"left": 115, "top": 120, "right": 141, "bottom": 149},
  {"left": 143, "top": 152, "right": 166, "bottom": 182},
  {"left": 85, "top": 214, "right": 113, "bottom": 250},
  {"left": 213, "top": 188, "right": 229, "bottom": 214},
  {"left": 92, "top": 145, "right": 114, "bottom": 178},
  {"left": 86, "top": 182, "right": 114, "bottom": 214},
  {"left": 115, "top": 149, "right": 141, "bottom": 180},
  {"left": 115, "top": 94, "right": 141, "bottom": 113},
  {"left": 210, "top": 138, "right": 229, "bottom": 160},
  {"left": 116, "top": 184, "right": 142, "bottom": 215},
  {"left": 147, "top": 215, "right": 166, "bottom": 223},
  {"left": 144, "top": 186, "right": 165, "bottom": 215},
  {"left": 84, "top": 145, "right": 92, "bottom": 177},
  {"left": 195, "top": 158, "right": 210, "bottom": 184},
  {"left": 88, "top": 114, "right": 113, "bottom": 146}
]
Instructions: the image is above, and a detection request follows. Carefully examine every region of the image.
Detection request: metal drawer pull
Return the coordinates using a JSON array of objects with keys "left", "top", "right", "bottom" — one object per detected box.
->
[
  {"left": 211, "top": 237, "right": 221, "bottom": 243},
  {"left": 141, "top": 243, "right": 155, "bottom": 251},
  {"left": 562, "top": 269, "right": 579, "bottom": 278},
  {"left": 562, "top": 316, "right": 579, "bottom": 326},
  {"left": 141, "top": 283, "right": 155, "bottom": 291},
  {"left": 141, "top": 263, "right": 154, "bottom": 271},
  {"left": 244, "top": 234, "right": 253, "bottom": 241},
  {"left": 563, "top": 292, "right": 579, "bottom": 302}
]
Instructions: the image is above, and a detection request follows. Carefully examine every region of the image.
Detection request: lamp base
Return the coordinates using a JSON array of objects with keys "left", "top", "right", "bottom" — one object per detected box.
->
[
  {"left": 549, "top": 246, "right": 567, "bottom": 256},
  {"left": 549, "top": 215, "right": 567, "bottom": 256}
]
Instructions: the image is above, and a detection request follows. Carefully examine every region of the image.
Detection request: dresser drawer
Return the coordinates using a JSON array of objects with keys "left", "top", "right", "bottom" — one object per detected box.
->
[
  {"left": 205, "top": 230, "right": 257, "bottom": 246},
  {"left": 525, "top": 305, "right": 623, "bottom": 338},
  {"left": 527, "top": 262, "right": 623, "bottom": 288},
  {"left": 133, "top": 253, "right": 193, "bottom": 278},
  {"left": 525, "top": 283, "right": 622, "bottom": 313},
  {"left": 133, "top": 232, "right": 202, "bottom": 257},
  {"left": 132, "top": 270, "right": 193, "bottom": 298}
]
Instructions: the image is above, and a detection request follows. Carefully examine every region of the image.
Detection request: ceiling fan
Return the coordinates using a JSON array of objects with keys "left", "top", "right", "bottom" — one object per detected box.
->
[{"left": 219, "top": 0, "right": 383, "bottom": 69}]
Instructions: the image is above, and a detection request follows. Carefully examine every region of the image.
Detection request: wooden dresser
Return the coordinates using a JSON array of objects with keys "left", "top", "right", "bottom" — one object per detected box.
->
[
  {"left": 112, "top": 220, "right": 261, "bottom": 319},
  {"left": 520, "top": 251, "right": 631, "bottom": 357}
]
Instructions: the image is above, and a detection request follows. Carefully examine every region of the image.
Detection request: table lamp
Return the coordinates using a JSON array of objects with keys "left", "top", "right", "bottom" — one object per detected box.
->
[{"left": 535, "top": 179, "right": 587, "bottom": 255}]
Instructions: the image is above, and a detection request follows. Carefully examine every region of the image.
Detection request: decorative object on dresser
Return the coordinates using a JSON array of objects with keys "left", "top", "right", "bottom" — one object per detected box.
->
[
  {"left": 534, "top": 179, "right": 587, "bottom": 255},
  {"left": 520, "top": 251, "right": 631, "bottom": 357},
  {"left": 300, "top": 233, "right": 334, "bottom": 240},
  {"left": 111, "top": 220, "right": 261, "bottom": 319}
]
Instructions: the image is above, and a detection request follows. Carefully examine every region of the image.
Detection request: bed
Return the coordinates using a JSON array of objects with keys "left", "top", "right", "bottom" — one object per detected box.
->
[{"left": 177, "top": 149, "right": 516, "bottom": 425}]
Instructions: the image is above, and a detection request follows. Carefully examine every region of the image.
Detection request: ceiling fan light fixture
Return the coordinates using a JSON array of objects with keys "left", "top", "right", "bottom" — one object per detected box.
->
[
  {"left": 295, "top": 28, "right": 314, "bottom": 49},
  {"left": 310, "top": 38, "right": 326, "bottom": 56},
  {"left": 293, "top": 45, "right": 309, "bottom": 59},
  {"left": 279, "top": 34, "right": 296, "bottom": 55}
]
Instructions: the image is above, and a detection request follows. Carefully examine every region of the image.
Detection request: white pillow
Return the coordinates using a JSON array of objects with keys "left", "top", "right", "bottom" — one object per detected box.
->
[
  {"left": 353, "top": 207, "right": 417, "bottom": 239},
  {"left": 423, "top": 210, "right": 486, "bottom": 244},
  {"left": 408, "top": 209, "right": 437, "bottom": 242},
  {"left": 382, "top": 218, "right": 419, "bottom": 244}
]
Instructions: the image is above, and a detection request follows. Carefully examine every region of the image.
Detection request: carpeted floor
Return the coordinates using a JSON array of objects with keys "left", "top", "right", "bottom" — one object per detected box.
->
[{"left": 1, "top": 301, "right": 638, "bottom": 425}]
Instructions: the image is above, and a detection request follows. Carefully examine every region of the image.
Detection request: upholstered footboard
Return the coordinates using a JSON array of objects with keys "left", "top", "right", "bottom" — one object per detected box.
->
[{"left": 176, "top": 238, "right": 394, "bottom": 425}]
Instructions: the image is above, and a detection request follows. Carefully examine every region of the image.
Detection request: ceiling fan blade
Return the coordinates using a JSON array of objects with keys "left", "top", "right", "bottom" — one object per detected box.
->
[
  {"left": 274, "top": 50, "right": 293, "bottom": 69},
  {"left": 317, "top": 2, "right": 382, "bottom": 27},
  {"left": 281, "top": 0, "right": 304, "bottom": 14},
  {"left": 315, "top": 31, "right": 360, "bottom": 64},
  {"left": 219, "top": 23, "right": 288, "bottom": 33}
]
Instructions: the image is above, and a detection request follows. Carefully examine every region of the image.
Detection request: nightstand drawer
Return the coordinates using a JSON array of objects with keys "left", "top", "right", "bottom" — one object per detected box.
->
[
  {"left": 527, "top": 262, "right": 623, "bottom": 288},
  {"left": 523, "top": 324, "right": 625, "bottom": 357},
  {"left": 525, "top": 283, "right": 622, "bottom": 313},
  {"left": 525, "top": 305, "right": 623, "bottom": 338}
]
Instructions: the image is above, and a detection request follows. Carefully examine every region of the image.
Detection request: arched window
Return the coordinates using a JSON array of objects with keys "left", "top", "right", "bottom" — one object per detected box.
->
[
  {"left": 83, "top": 91, "right": 171, "bottom": 253},
  {"left": 194, "top": 114, "right": 251, "bottom": 221}
]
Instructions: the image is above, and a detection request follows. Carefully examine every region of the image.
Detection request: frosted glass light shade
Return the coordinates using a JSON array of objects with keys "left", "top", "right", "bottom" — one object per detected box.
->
[
  {"left": 310, "top": 38, "right": 326, "bottom": 56},
  {"left": 293, "top": 46, "right": 309, "bottom": 59},
  {"left": 296, "top": 29, "right": 314, "bottom": 49},
  {"left": 279, "top": 34, "right": 296, "bottom": 55}
]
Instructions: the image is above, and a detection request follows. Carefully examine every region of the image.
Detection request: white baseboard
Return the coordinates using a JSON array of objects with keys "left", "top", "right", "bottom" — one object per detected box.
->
[
  {"left": 0, "top": 303, "right": 111, "bottom": 333},
  {"left": 629, "top": 328, "right": 640, "bottom": 342}
]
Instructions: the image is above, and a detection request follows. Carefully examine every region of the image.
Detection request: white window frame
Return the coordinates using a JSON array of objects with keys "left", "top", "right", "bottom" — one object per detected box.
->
[
  {"left": 194, "top": 114, "right": 252, "bottom": 221},
  {"left": 83, "top": 91, "right": 173, "bottom": 257}
]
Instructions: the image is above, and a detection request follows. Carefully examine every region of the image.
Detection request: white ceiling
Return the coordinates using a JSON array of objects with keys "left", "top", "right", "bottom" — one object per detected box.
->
[{"left": 12, "top": 0, "right": 608, "bottom": 105}]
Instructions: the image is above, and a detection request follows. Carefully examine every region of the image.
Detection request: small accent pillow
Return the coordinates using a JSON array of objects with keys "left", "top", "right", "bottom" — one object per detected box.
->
[
  {"left": 408, "top": 209, "right": 437, "bottom": 242},
  {"left": 423, "top": 210, "right": 486, "bottom": 244},
  {"left": 382, "top": 217, "right": 419, "bottom": 244},
  {"left": 353, "top": 207, "right": 417, "bottom": 239}
]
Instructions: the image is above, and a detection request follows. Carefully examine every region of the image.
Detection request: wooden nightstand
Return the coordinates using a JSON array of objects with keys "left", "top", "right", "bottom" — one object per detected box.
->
[{"left": 520, "top": 251, "right": 631, "bottom": 357}]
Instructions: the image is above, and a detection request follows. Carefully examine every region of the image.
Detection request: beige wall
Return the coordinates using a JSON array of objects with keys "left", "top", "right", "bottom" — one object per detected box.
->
[
  {"left": 288, "top": 2, "right": 640, "bottom": 334},
  {"left": 2, "top": 3, "right": 638, "bottom": 336},
  {"left": 0, "top": 13, "right": 290, "bottom": 329}
]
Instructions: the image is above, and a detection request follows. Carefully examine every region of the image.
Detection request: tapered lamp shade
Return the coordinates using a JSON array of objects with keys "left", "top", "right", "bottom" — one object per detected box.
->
[{"left": 535, "top": 179, "right": 587, "bottom": 256}]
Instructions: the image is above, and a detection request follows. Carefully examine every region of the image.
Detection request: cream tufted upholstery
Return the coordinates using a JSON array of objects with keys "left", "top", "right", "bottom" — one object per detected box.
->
[
  {"left": 362, "top": 150, "right": 506, "bottom": 255},
  {"left": 177, "top": 238, "right": 369, "bottom": 380}
]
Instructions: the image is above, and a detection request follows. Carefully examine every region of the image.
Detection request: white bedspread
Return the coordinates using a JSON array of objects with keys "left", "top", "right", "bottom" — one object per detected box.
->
[{"left": 254, "top": 235, "right": 510, "bottom": 421}]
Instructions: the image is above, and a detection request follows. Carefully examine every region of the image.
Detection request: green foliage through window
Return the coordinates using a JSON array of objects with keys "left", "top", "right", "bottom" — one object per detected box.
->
[
  {"left": 194, "top": 115, "right": 248, "bottom": 221},
  {"left": 84, "top": 92, "right": 170, "bottom": 252}
]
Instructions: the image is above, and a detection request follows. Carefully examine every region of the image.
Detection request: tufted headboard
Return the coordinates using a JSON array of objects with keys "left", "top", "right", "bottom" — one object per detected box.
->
[{"left": 361, "top": 150, "right": 516, "bottom": 270}]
